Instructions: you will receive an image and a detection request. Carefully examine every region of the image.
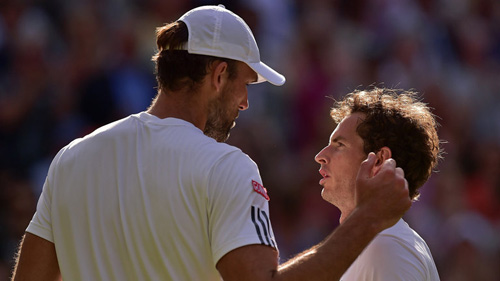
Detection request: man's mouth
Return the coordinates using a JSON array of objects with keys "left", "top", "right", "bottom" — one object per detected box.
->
[{"left": 319, "top": 169, "right": 329, "bottom": 185}]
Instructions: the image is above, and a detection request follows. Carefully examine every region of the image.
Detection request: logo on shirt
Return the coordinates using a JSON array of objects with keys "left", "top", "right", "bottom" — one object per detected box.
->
[
  {"left": 252, "top": 180, "right": 270, "bottom": 201},
  {"left": 251, "top": 206, "right": 276, "bottom": 248}
]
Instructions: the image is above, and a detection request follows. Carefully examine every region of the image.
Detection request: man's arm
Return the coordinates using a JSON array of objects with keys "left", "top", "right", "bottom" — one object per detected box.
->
[
  {"left": 217, "top": 153, "right": 411, "bottom": 281},
  {"left": 217, "top": 208, "right": 385, "bottom": 281},
  {"left": 11, "top": 233, "right": 61, "bottom": 281}
]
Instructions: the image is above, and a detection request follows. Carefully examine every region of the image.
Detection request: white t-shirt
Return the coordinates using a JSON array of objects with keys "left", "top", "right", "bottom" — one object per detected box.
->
[
  {"left": 27, "top": 112, "right": 277, "bottom": 281},
  {"left": 341, "top": 219, "right": 440, "bottom": 281}
]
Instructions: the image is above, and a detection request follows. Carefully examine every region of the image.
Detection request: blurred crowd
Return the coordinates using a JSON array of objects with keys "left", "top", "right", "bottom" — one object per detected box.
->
[{"left": 1, "top": 0, "right": 499, "bottom": 280}]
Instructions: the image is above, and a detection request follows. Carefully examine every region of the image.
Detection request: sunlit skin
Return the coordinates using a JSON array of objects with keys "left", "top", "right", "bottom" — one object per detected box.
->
[
  {"left": 315, "top": 112, "right": 389, "bottom": 224},
  {"left": 146, "top": 60, "right": 256, "bottom": 143},
  {"left": 204, "top": 61, "right": 257, "bottom": 142}
]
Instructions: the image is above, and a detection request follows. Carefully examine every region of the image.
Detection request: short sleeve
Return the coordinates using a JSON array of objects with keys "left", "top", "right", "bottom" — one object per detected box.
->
[
  {"left": 25, "top": 148, "right": 66, "bottom": 242},
  {"left": 207, "top": 151, "right": 277, "bottom": 266},
  {"left": 26, "top": 177, "right": 54, "bottom": 242}
]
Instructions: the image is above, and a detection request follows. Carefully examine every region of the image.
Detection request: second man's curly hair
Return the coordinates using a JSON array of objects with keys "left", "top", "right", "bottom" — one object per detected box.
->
[{"left": 330, "top": 87, "right": 443, "bottom": 200}]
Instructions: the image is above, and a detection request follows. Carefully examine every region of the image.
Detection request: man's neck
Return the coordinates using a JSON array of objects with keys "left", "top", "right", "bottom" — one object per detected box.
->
[
  {"left": 147, "top": 90, "right": 209, "bottom": 131},
  {"left": 339, "top": 208, "right": 353, "bottom": 225}
]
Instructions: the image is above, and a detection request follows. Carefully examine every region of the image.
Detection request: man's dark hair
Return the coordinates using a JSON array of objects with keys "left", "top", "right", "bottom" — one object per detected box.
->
[
  {"left": 330, "top": 87, "right": 443, "bottom": 200},
  {"left": 152, "top": 21, "right": 238, "bottom": 93}
]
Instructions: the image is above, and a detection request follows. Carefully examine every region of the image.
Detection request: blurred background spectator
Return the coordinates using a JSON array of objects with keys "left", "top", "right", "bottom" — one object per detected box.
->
[{"left": 1, "top": 0, "right": 499, "bottom": 280}]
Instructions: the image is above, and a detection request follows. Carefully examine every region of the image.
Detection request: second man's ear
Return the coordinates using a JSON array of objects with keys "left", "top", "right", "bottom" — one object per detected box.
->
[
  {"left": 372, "top": 147, "right": 392, "bottom": 176},
  {"left": 376, "top": 147, "right": 392, "bottom": 164}
]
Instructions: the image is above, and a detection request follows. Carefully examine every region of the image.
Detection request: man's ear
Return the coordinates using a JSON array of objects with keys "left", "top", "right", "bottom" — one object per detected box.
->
[
  {"left": 372, "top": 146, "right": 392, "bottom": 176},
  {"left": 211, "top": 61, "right": 228, "bottom": 93}
]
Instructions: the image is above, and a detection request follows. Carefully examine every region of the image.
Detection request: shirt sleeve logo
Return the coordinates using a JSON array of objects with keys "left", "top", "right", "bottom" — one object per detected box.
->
[
  {"left": 251, "top": 206, "right": 276, "bottom": 248},
  {"left": 252, "top": 180, "right": 270, "bottom": 201}
]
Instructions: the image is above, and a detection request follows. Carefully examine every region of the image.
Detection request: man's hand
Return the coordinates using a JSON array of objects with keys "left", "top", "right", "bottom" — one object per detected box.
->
[{"left": 355, "top": 153, "right": 411, "bottom": 232}]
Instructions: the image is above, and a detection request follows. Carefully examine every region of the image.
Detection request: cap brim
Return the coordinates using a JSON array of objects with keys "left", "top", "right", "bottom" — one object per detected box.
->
[{"left": 247, "top": 61, "right": 286, "bottom": 86}]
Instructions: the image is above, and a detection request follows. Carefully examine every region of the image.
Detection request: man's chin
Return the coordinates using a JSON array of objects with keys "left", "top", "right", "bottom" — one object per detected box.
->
[
  {"left": 221, "top": 132, "right": 231, "bottom": 143},
  {"left": 321, "top": 189, "right": 335, "bottom": 204},
  {"left": 320, "top": 188, "right": 326, "bottom": 200}
]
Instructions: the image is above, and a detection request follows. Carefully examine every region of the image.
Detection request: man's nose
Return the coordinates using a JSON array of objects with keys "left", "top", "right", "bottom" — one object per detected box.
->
[
  {"left": 315, "top": 148, "right": 327, "bottom": 164},
  {"left": 239, "top": 99, "right": 249, "bottom": 111}
]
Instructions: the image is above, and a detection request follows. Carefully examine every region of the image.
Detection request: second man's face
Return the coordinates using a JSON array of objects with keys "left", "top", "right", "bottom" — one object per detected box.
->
[{"left": 315, "top": 112, "right": 368, "bottom": 212}]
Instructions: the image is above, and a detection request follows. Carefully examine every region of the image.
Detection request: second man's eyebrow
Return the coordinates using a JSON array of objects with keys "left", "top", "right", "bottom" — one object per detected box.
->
[
  {"left": 330, "top": 136, "right": 347, "bottom": 144},
  {"left": 332, "top": 136, "right": 346, "bottom": 141}
]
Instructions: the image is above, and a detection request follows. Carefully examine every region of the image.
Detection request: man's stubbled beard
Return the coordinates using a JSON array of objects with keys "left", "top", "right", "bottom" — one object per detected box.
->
[{"left": 204, "top": 84, "right": 237, "bottom": 143}]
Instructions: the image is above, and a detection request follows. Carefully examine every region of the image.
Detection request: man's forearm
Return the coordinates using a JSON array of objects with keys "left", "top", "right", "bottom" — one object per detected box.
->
[{"left": 276, "top": 207, "right": 381, "bottom": 281}]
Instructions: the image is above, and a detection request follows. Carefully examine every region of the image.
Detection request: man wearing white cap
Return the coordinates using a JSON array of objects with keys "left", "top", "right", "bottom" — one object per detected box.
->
[{"left": 12, "top": 5, "right": 411, "bottom": 281}]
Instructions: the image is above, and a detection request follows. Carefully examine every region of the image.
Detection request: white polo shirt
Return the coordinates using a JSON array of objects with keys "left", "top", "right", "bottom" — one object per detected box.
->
[
  {"left": 341, "top": 219, "right": 440, "bottom": 281},
  {"left": 27, "top": 112, "right": 277, "bottom": 281}
]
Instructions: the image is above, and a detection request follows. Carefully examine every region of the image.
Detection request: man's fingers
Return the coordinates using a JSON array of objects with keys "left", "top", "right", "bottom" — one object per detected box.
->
[
  {"left": 358, "top": 152, "right": 377, "bottom": 179},
  {"left": 355, "top": 155, "right": 412, "bottom": 231},
  {"left": 380, "top": 158, "right": 397, "bottom": 172},
  {"left": 395, "top": 167, "right": 404, "bottom": 178},
  {"left": 394, "top": 167, "right": 409, "bottom": 191}
]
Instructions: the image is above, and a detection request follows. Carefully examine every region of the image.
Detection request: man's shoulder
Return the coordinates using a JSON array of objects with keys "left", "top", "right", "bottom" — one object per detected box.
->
[
  {"left": 198, "top": 141, "right": 253, "bottom": 170},
  {"left": 155, "top": 121, "right": 254, "bottom": 170},
  {"left": 365, "top": 220, "right": 435, "bottom": 267},
  {"left": 344, "top": 220, "right": 438, "bottom": 280},
  {"left": 60, "top": 115, "right": 135, "bottom": 152},
  {"left": 378, "top": 219, "right": 429, "bottom": 250}
]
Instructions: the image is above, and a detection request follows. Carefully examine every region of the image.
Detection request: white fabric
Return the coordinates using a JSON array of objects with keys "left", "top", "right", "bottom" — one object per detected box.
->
[
  {"left": 178, "top": 5, "right": 286, "bottom": 86},
  {"left": 27, "top": 112, "right": 277, "bottom": 281},
  {"left": 341, "top": 219, "right": 440, "bottom": 281}
]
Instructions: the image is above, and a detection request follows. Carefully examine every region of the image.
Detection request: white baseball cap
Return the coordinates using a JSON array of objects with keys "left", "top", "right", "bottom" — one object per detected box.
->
[{"left": 178, "top": 5, "right": 286, "bottom": 86}]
